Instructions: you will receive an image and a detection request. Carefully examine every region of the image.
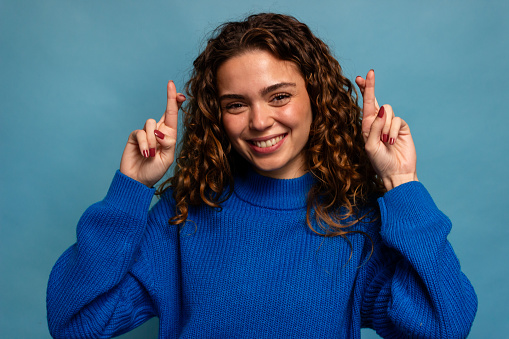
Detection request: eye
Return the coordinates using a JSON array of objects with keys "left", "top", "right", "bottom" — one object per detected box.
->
[
  {"left": 271, "top": 93, "right": 291, "bottom": 106},
  {"left": 224, "top": 102, "right": 247, "bottom": 113}
]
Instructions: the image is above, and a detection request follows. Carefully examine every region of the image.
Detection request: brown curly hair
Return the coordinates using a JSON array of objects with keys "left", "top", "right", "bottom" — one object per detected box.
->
[{"left": 157, "top": 13, "right": 385, "bottom": 237}]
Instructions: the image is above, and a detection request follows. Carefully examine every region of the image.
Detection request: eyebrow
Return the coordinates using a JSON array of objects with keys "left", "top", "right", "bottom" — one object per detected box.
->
[
  {"left": 260, "top": 82, "right": 296, "bottom": 96},
  {"left": 218, "top": 82, "right": 297, "bottom": 102}
]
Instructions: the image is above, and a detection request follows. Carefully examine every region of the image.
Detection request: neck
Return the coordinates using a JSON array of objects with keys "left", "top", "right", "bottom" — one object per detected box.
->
[{"left": 233, "top": 169, "right": 315, "bottom": 210}]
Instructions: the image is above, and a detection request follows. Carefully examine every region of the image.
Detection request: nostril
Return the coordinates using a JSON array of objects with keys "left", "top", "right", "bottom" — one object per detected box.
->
[{"left": 249, "top": 114, "right": 274, "bottom": 131}]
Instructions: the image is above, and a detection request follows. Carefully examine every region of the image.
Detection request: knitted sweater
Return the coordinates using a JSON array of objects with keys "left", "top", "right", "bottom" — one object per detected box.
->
[{"left": 47, "top": 170, "right": 477, "bottom": 338}]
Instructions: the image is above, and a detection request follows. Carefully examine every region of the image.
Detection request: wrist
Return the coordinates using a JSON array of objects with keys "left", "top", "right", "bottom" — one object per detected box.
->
[
  {"left": 382, "top": 173, "right": 418, "bottom": 191},
  {"left": 105, "top": 171, "right": 156, "bottom": 215},
  {"left": 119, "top": 166, "right": 156, "bottom": 188}
]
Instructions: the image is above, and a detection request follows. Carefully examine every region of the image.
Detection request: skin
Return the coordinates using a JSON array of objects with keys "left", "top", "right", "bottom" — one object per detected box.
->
[
  {"left": 120, "top": 56, "right": 417, "bottom": 191},
  {"left": 217, "top": 50, "right": 313, "bottom": 179},
  {"left": 355, "top": 70, "right": 418, "bottom": 190},
  {"left": 119, "top": 80, "right": 185, "bottom": 188}
]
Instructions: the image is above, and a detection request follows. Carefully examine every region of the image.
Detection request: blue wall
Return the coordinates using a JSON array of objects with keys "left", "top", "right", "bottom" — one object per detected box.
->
[{"left": 1, "top": 1, "right": 507, "bottom": 337}]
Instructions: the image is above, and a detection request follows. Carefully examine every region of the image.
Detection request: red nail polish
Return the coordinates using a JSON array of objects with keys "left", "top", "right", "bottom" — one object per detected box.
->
[
  {"left": 383, "top": 134, "right": 389, "bottom": 143},
  {"left": 149, "top": 148, "right": 156, "bottom": 157},
  {"left": 142, "top": 150, "right": 148, "bottom": 158},
  {"left": 154, "top": 130, "right": 164, "bottom": 139},
  {"left": 378, "top": 106, "right": 385, "bottom": 118},
  {"left": 389, "top": 138, "right": 395, "bottom": 145}
]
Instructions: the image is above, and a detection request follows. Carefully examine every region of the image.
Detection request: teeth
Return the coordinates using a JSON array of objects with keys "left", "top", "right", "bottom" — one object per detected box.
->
[{"left": 253, "top": 135, "right": 283, "bottom": 148}]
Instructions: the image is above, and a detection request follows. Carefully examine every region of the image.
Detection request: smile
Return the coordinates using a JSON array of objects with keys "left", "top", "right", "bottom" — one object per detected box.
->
[{"left": 250, "top": 134, "right": 285, "bottom": 148}]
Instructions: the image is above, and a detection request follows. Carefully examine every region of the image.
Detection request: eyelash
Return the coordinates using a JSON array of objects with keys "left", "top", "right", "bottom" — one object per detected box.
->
[
  {"left": 272, "top": 93, "right": 291, "bottom": 102},
  {"left": 225, "top": 103, "right": 245, "bottom": 110},
  {"left": 223, "top": 93, "right": 292, "bottom": 111}
]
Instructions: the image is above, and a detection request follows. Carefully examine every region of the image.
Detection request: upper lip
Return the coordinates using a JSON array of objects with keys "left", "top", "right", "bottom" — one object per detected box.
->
[{"left": 247, "top": 133, "right": 286, "bottom": 142}]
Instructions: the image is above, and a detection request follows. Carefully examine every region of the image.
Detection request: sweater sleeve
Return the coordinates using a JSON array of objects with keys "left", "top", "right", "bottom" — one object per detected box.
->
[
  {"left": 47, "top": 171, "right": 158, "bottom": 339},
  {"left": 361, "top": 181, "right": 477, "bottom": 338}
]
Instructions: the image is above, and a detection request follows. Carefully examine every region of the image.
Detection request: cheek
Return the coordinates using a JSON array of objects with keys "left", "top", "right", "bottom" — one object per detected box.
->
[
  {"left": 222, "top": 115, "right": 243, "bottom": 142},
  {"left": 281, "top": 105, "right": 312, "bottom": 133}
]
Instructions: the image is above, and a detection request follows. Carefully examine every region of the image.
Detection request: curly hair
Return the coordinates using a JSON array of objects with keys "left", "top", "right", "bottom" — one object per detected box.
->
[{"left": 156, "top": 13, "right": 385, "bottom": 238}]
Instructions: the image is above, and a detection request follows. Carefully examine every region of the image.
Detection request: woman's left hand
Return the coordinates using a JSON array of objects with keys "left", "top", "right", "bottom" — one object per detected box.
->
[{"left": 355, "top": 70, "right": 418, "bottom": 191}]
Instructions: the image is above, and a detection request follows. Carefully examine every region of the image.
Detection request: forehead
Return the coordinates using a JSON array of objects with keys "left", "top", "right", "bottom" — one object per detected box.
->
[{"left": 216, "top": 50, "right": 303, "bottom": 95}]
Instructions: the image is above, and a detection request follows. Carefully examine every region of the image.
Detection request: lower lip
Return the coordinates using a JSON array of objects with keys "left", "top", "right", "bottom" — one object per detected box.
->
[{"left": 248, "top": 135, "right": 286, "bottom": 154}]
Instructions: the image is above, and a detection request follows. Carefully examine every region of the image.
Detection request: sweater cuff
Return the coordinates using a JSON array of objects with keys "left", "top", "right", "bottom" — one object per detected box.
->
[
  {"left": 377, "top": 181, "right": 451, "bottom": 243},
  {"left": 103, "top": 170, "right": 156, "bottom": 217}
]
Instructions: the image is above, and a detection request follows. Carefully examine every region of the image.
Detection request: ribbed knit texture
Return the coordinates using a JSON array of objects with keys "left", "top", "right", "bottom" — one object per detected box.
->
[{"left": 47, "top": 170, "right": 477, "bottom": 338}]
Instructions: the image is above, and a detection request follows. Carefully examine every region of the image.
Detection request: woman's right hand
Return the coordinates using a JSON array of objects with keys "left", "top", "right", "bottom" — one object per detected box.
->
[{"left": 120, "top": 80, "right": 186, "bottom": 187}]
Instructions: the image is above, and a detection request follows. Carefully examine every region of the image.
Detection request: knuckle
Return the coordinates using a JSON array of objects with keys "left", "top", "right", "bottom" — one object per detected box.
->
[
  {"left": 146, "top": 118, "right": 157, "bottom": 126},
  {"left": 364, "top": 142, "right": 376, "bottom": 155},
  {"left": 132, "top": 130, "right": 147, "bottom": 146}
]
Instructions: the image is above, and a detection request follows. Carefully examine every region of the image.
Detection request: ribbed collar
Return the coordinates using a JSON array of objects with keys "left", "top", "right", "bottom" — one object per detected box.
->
[{"left": 233, "top": 170, "right": 315, "bottom": 210}]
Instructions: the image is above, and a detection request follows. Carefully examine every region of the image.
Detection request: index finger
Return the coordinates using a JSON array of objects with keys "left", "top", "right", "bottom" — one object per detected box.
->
[
  {"left": 164, "top": 80, "right": 179, "bottom": 130},
  {"left": 362, "top": 69, "right": 377, "bottom": 120}
]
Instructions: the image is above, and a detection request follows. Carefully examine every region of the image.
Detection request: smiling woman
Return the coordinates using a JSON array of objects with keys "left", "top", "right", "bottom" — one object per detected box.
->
[
  {"left": 47, "top": 13, "right": 477, "bottom": 339},
  {"left": 218, "top": 50, "right": 312, "bottom": 179}
]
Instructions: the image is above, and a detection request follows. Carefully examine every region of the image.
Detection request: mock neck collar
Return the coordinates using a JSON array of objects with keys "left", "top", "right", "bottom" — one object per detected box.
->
[{"left": 233, "top": 169, "right": 315, "bottom": 210}]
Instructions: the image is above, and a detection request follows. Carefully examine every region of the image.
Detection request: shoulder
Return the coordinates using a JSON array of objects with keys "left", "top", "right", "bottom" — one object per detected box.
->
[
  {"left": 149, "top": 187, "right": 176, "bottom": 217},
  {"left": 344, "top": 200, "right": 382, "bottom": 239}
]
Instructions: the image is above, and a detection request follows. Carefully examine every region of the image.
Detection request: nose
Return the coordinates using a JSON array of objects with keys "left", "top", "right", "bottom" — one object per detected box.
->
[{"left": 249, "top": 104, "right": 274, "bottom": 131}]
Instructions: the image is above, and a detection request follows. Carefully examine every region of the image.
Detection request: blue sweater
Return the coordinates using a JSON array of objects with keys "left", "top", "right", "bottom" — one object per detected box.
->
[{"left": 47, "top": 170, "right": 477, "bottom": 338}]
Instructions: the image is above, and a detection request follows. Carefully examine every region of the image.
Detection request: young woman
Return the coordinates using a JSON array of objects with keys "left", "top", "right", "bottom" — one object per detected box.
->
[{"left": 47, "top": 13, "right": 477, "bottom": 338}]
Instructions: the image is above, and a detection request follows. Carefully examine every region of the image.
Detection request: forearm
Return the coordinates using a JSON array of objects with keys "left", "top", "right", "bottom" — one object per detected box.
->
[
  {"left": 47, "top": 171, "right": 156, "bottom": 337},
  {"left": 364, "top": 182, "right": 477, "bottom": 338}
]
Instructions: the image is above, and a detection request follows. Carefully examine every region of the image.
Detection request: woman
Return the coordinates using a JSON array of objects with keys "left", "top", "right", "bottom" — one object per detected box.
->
[{"left": 47, "top": 13, "right": 477, "bottom": 338}]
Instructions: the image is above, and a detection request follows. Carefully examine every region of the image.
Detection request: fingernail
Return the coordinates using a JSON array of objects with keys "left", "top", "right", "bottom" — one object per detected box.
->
[
  {"left": 149, "top": 148, "right": 156, "bottom": 157},
  {"left": 154, "top": 130, "right": 164, "bottom": 139},
  {"left": 389, "top": 138, "right": 395, "bottom": 145},
  {"left": 378, "top": 106, "right": 385, "bottom": 118},
  {"left": 383, "top": 134, "right": 389, "bottom": 143},
  {"left": 143, "top": 150, "right": 149, "bottom": 158},
  {"left": 179, "top": 94, "right": 186, "bottom": 100}
]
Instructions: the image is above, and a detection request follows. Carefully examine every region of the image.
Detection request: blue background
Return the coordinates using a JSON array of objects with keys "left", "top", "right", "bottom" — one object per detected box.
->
[{"left": 1, "top": 0, "right": 507, "bottom": 338}]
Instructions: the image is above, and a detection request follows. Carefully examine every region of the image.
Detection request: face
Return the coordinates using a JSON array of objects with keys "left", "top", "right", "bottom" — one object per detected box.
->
[{"left": 217, "top": 50, "right": 312, "bottom": 179}]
